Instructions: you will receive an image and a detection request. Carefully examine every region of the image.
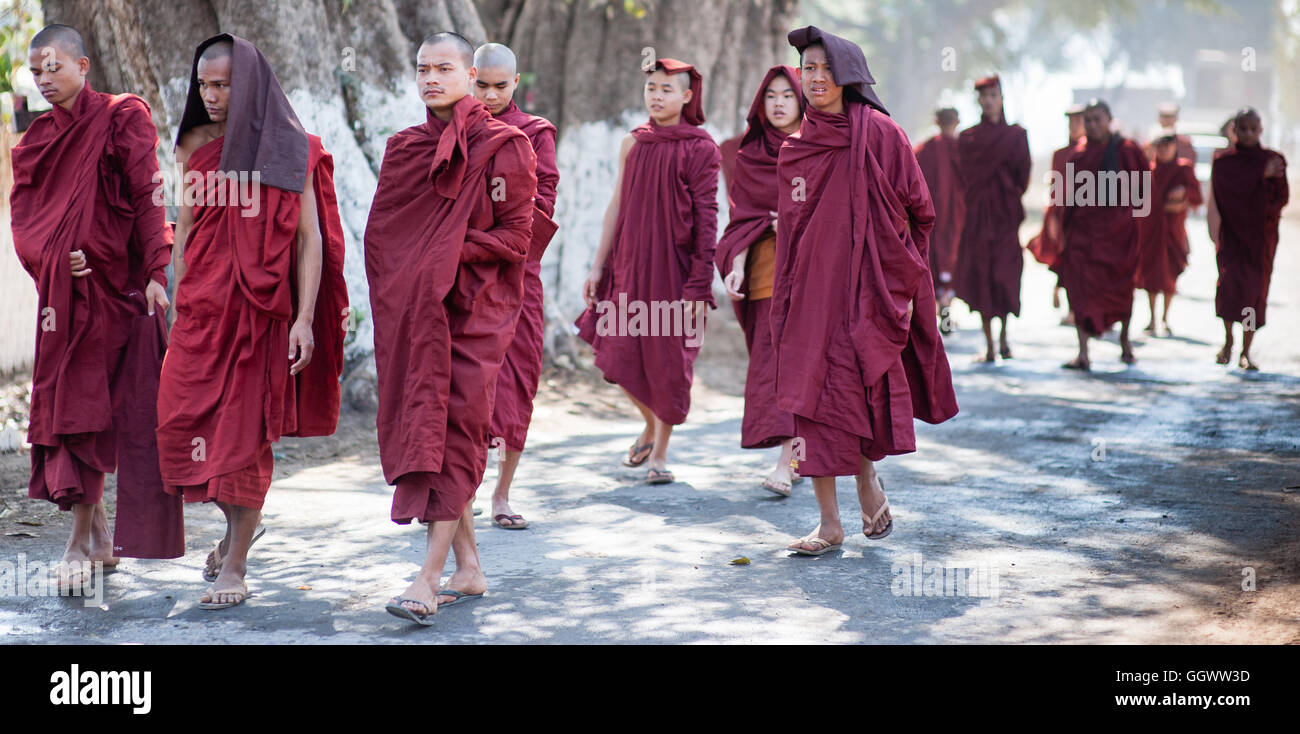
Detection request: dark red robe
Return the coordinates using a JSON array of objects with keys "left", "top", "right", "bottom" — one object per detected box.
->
[
  {"left": 1136, "top": 157, "right": 1202, "bottom": 294},
  {"left": 715, "top": 65, "right": 802, "bottom": 449},
  {"left": 953, "top": 114, "right": 1031, "bottom": 318},
  {"left": 10, "top": 83, "right": 183, "bottom": 558},
  {"left": 156, "top": 135, "right": 347, "bottom": 510},
  {"left": 719, "top": 134, "right": 742, "bottom": 190},
  {"left": 1212, "top": 144, "right": 1289, "bottom": 327},
  {"left": 489, "top": 101, "right": 559, "bottom": 452},
  {"left": 1027, "top": 141, "right": 1081, "bottom": 267},
  {"left": 574, "top": 120, "right": 721, "bottom": 426},
  {"left": 366, "top": 95, "right": 536, "bottom": 523},
  {"left": 1052, "top": 135, "right": 1150, "bottom": 336},
  {"left": 913, "top": 133, "right": 965, "bottom": 291},
  {"left": 773, "top": 102, "right": 958, "bottom": 477}
]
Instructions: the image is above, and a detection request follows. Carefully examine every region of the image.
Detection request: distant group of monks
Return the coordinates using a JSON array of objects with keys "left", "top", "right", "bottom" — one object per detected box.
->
[
  {"left": 916, "top": 91, "right": 1289, "bottom": 372},
  {"left": 10, "top": 19, "right": 1287, "bottom": 626}
]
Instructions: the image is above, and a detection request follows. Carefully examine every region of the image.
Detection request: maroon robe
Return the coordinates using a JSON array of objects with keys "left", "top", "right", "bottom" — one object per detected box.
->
[
  {"left": 773, "top": 101, "right": 958, "bottom": 477},
  {"left": 1136, "top": 157, "right": 1202, "bottom": 294},
  {"left": 10, "top": 83, "right": 182, "bottom": 557},
  {"left": 1027, "top": 141, "right": 1080, "bottom": 267},
  {"left": 156, "top": 135, "right": 347, "bottom": 510},
  {"left": 574, "top": 118, "right": 721, "bottom": 426},
  {"left": 715, "top": 65, "right": 802, "bottom": 449},
  {"left": 1052, "top": 135, "right": 1150, "bottom": 336},
  {"left": 913, "top": 133, "right": 965, "bottom": 291},
  {"left": 1212, "top": 144, "right": 1289, "bottom": 327},
  {"left": 366, "top": 95, "right": 536, "bottom": 523},
  {"left": 719, "top": 134, "right": 742, "bottom": 190},
  {"left": 953, "top": 114, "right": 1031, "bottom": 318},
  {"left": 489, "top": 101, "right": 559, "bottom": 452}
]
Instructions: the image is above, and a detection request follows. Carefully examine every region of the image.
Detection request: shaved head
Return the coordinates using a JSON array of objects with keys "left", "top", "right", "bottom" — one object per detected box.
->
[
  {"left": 421, "top": 31, "right": 474, "bottom": 69},
  {"left": 200, "top": 39, "right": 233, "bottom": 64},
  {"left": 30, "top": 23, "right": 85, "bottom": 59},
  {"left": 474, "top": 42, "right": 516, "bottom": 76}
]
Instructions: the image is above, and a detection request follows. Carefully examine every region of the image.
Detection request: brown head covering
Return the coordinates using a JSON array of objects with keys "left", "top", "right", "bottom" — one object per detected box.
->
[
  {"left": 974, "top": 74, "right": 1001, "bottom": 91},
  {"left": 786, "top": 25, "right": 887, "bottom": 115},
  {"left": 177, "top": 33, "right": 309, "bottom": 193},
  {"left": 650, "top": 58, "right": 705, "bottom": 125}
]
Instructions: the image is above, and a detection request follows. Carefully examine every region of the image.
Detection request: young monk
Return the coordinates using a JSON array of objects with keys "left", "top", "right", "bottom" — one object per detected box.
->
[
  {"left": 11, "top": 24, "right": 180, "bottom": 587},
  {"left": 954, "top": 75, "right": 1031, "bottom": 362},
  {"left": 157, "top": 35, "right": 349, "bottom": 610},
  {"left": 472, "top": 42, "right": 560, "bottom": 530},
  {"left": 575, "top": 58, "right": 720, "bottom": 485},
  {"left": 1027, "top": 105, "right": 1084, "bottom": 320},
  {"left": 1212, "top": 108, "right": 1288, "bottom": 371},
  {"left": 913, "top": 107, "right": 964, "bottom": 331},
  {"left": 1136, "top": 135, "right": 1202, "bottom": 336},
  {"left": 715, "top": 65, "right": 803, "bottom": 497},
  {"left": 775, "top": 26, "right": 958, "bottom": 555},
  {"left": 366, "top": 32, "right": 537, "bottom": 623},
  {"left": 1053, "top": 99, "right": 1150, "bottom": 370}
]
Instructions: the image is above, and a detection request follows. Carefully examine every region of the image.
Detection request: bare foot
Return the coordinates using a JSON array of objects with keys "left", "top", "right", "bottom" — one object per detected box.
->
[
  {"left": 786, "top": 523, "right": 844, "bottom": 553},
  {"left": 200, "top": 576, "right": 248, "bottom": 608},
  {"left": 1239, "top": 353, "right": 1260, "bottom": 371},
  {"left": 1215, "top": 343, "right": 1232, "bottom": 365},
  {"left": 856, "top": 473, "right": 892, "bottom": 537},
  {"left": 396, "top": 574, "right": 439, "bottom": 617},
  {"left": 975, "top": 352, "right": 996, "bottom": 364},
  {"left": 762, "top": 463, "right": 795, "bottom": 497},
  {"left": 1062, "top": 357, "right": 1091, "bottom": 371},
  {"left": 437, "top": 568, "right": 488, "bottom": 605},
  {"left": 1120, "top": 349, "right": 1137, "bottom": 365},
  {"left": 89, "top": 504, "right": 120, "bottom": 567}
]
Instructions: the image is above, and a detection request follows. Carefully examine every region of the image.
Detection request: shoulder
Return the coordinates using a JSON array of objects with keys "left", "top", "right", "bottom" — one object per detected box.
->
[
  {"left": 108, "top": 93, "right": 151, "bottom": 122},
  {"left": 869, "top": 110, "right": 916, "bottom": 153},
  {"left": 177, "top": 124, "right": 219, "bottom": 157}
]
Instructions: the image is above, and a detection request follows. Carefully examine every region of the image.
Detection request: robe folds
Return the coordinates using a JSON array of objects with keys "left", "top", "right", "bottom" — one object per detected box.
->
[
  {"left": 155, "top": 135, "right": 347, "bottom": 510},
  {"left": 715, "top": 65, "right": 802, "bottom": 448},
  {"left": 1136, "top": 157, "right": 1202, "bottom": 294},
  {"left": 1052, "top": 136, "right": 1150, "bottom": 336},
  {"left": 10, "top": 83, "right": 183, "bottom": 557},
  {"left": 953, "top": 114, "right": 1031, "bottom": 318},
  {"left": 1212, "top": 144, "right": 1289, "bottom": 327},
  {"left": 366, "top": 95, "right": 536, "bottom": 524},
  {"left": 488, "top": 101, "right": 559, "bottom": 452},
  {"left": 772, "top": 102, "right": 958, "bottom": 477},
  {"left": 1027, "top": 142, "right": 1080, "bottom": 267},
  {"left": 913, "top": 133, "right": 965, "bottom": 290},
  {"left": 575, "top": 119, "right": 721, "bottom": 426}
]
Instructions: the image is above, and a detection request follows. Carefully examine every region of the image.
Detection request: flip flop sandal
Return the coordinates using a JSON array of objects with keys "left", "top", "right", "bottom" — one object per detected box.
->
[
  {"left": 787, "top": 536, "right": 841, "bottom": 556},
  {"left": 761, "top": 477, "right": 792, "bottom": 497},
  {"left": 435, "top": 589, "right": 484, "bottom": 609},
  {"left": 622, "top": 440, "right": 655, "bottom": 467},
  {"left": 494, "top": 514, "right": 529, "bottom": 530},
  {"left": 385, "top": 596, "right": 435, "bottom": 625},
  {"left": 199, "top": 589, "right": 250, "bottom": 611},
  {"left": 863, "top": 478, "right": 893, "bottom": 541},
  {"left": 203, "top": 524, "right": 267, "bottom": 582},
  {"left": 646, "top": 468, "right": 675, "bottom": 485}
]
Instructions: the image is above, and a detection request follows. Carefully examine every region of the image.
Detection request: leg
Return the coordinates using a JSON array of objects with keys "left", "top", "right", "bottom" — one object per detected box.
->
[
  {"left": 645, "top": 417, "right": 675, "bottom": 482},
  {"left": 621, "top": 388, "right": 656, "bottom": 465},
  {"left": 1161, "top": 292, "right": 1174, "bottom": 333},
  {"left": 1216, "top": 319, "right": 1234, "bottom": 364},
  {"left": 787, "top": 476, "right": 844, "bottom": 553},
  {"left": 856, "top": 456, "right": 892, "bottom": 537},
  {"left": 1239, "top": 328, "right": 1259, "bottom": 370},
  {"left": 393, "top": 517, "right": 460, "bottom": 617},
  {"left": 762, "top": 439, "right": 796, "bottom": 496},
  {"left": 1144, "top": 291, "right": 1157, "bottom": 332},
  {"left": 998, "top": 316, "right": 1012, "bottom": 359},
  {"left": 1064, "top": 324, "right": 1090, "bottom": 370},
  {"left": 204, "top": 502, "right": 234, "bottom": 580},
  {"left": 440, "top": 500, "right": 488, "bottom": 602},
  {"left": 979, "top": 315, "right": 995, "bottom": 362},
  {"left": 202, "top": 502, "right": 262, "bottom": 607},
  {"left": 1119, "top": 318, "right": 1136, "bottom": 364},
  {"left": 491, "top": 449, "right": 527, "bottom": 528}
]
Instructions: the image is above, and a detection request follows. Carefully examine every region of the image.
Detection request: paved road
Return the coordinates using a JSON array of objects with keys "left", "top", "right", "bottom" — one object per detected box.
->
[{"left": 3, "top": 215, "right": 1298, "bottom": 644}]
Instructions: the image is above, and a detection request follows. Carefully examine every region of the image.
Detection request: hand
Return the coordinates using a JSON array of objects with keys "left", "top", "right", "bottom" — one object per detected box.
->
[
  {"left": 770, "top": 210, "right": 779, "bottom": 235},
  {"left": 1264, "top": 156, "right": 1284, "bottom": 178},
  {"left": 70, "top": 250, "right": 92, "bottom": 278},
  {"left": 723, "top": 270, "right": 745, "bottom": 301},
  {"left": 288, "top": 319, "right": 315, "bottom": 376},
  {"left": 145, "top": 279, "right": 170, "bottom": 316},
  {"left": 692, "top": 299, "right": 708, "bottom": 323},
  {"left": 905, "top": 299, "right": 914, "bottom": 323},
  {"left": 583, "top": 267, "right": 603, "bottom": 308}
]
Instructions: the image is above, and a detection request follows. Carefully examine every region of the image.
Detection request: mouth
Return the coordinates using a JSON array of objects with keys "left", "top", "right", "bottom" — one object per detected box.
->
[{"left": 422, "top": 88, "right": 443, "bottom": 98}]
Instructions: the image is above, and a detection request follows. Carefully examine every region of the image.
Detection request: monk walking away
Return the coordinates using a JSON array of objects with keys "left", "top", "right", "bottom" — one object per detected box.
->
[
  {"left": 716, "top": 65, "right": 804, "bottom": 497},
  {"left": 913, "top": 107, "right": 964, "bottom": 334},
  {"left": 774, "top": 27, "right": 957, "bottom": 556},
  {"left": 1053, "top": 100, "right": 1149, "bottom": 371},
  {"left": 156, "top": 35, "right": 348, "bottom": 610},
  {"left": 1027, "top": 105, "right": 1085, "bottom": 323},
  {"left": 1211, "top": 107, "right": 1288, "bottom": 371},
  {"left": 1136, "top": 134, "right": 1202, "bottom": 337},
  {"left": 472, "top": 42, "right": 560, "bottom": 530},
  {"left": 953, "top": 75, "right": 1030, "bottom": 362},
  {"left": 575, "top": 57, "right": 720, "bottom": 485},
  {"left": 12, "top": 24, "right": 180, "bottom": 588},
  {"left": 366, "top": 32, "right": 537, "bottom": 624}
]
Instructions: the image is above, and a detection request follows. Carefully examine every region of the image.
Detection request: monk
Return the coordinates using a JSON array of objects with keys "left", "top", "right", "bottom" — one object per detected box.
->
[
  {"left": 954, "top": 75, "right": 1030, "bottom": 362},
  {"left": 913, "top": 107, "right": 964, "bottom": 332},
  {"left": 716, "top": 65, "right": 803, "bottom": 497},
  {"left": 575, "top": 58, "right": 720, "bottom": 485},
  {"left": 1145, "top": 103, "right": 1197, "bottom": 165},
  {"left": 1206, "top": 116, "right": 1238, "bottom": 250},
  {"left": 157, "top": 35, "right": 348, "bottom": 610},
  {"left": 1027, "top": 105, "right": 1084, "bottom": 320},
  {"left": 366, "top": 32, "right": 536, "bottom": 623},
  {"left": 1212, "top": 108, "right": 1288, "bottom": 371},
  {"left": 11, "top": 24, "right": 180, "bottom": 588},
  {"left": 775, "top": 27, "right": 957, "bottom": 555},
  {"left": 1053, "top": 99, "right": 1150, "bottom": 370},
  {"left": 1136, "top": 135, "right": 1202, "bottom": 336},
  {"left": 472, "top": 42, "right": 560, "bottom": 530}
]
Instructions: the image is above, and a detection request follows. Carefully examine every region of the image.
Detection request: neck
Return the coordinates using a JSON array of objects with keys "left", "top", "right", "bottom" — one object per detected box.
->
[
  {"left": 58, "top": 80, "right": 87, "bottom": 112},
  {"left": 777, "top": 117, "right": 801, "bottom": 135},
  {"left": 1093, "top": 131, "right": 1113, "bottom": 146},
  {"left": 985, "top": 110, "right": 1002, "bottom": 124},
  {"left": 653, "top": 113, "right": 681, "bottom": 127},
  {"left": 813, "top": 98, "right": 843, "bottom": 115}
]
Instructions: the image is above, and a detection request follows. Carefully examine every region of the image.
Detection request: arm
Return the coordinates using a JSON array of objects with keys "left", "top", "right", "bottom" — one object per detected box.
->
[
  {"left": 681, "top": 140, "right": 722, "bottom": 308},
  {"left": 115, "top": 99, "right": 173, "bottom": 314},
  {"left": 288, "top": 174, "right": 323, "bottom": 376},
  {"left": 533, "top": 127, "right": 559, "bottom": 218},
  {"left": 170, "top": 132, "right": 199, "bottom": 304},
  {"left": 461, "top": 135, "right": 537, "bottom": 264},
  {"left": 585, "top": 133, "right": 634, "bottom": 307}
]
